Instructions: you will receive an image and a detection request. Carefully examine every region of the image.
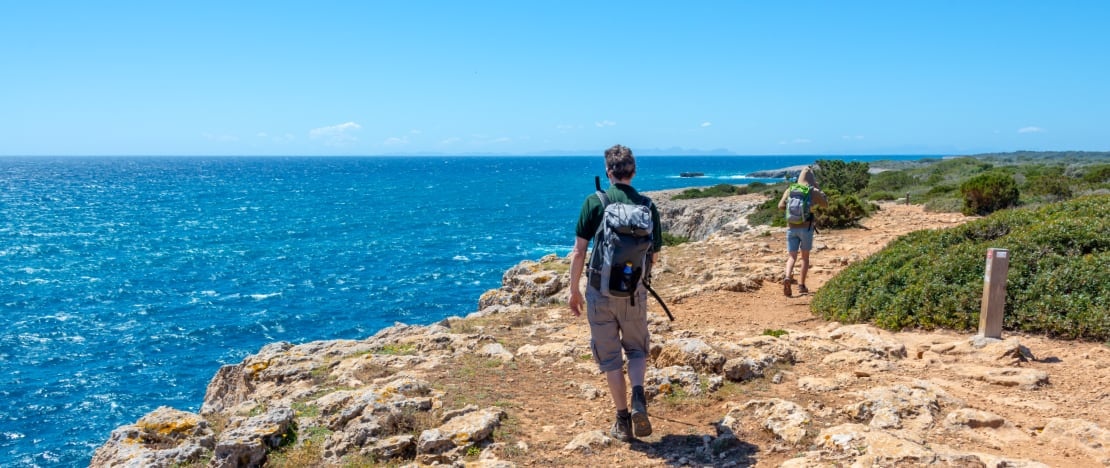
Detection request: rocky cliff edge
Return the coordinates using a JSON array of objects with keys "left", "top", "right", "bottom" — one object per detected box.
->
[{"left": 92, "top": 194, "right": 1110, "bottom": 467}]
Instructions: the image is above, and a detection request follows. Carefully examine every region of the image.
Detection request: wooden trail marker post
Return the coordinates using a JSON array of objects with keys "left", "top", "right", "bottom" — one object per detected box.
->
[{"left": 978, "top": 248, "right": 1010, "bottom": 339}]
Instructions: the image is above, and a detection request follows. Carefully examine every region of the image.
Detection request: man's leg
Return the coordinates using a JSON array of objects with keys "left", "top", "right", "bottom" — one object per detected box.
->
[
  {"left": 628, "top": 357, "right": 651, "bottom": 436},
  {"left": 784, "top": 251, "right": 798, "bottom": 296},
  {"left": 627, "top": 357, "right": 646, "bottom": 387},
  {"left": 784, "top": 228, "right": 801, "bottom": 296},
  {"left": 605, "top": 368, "right": 632, "bottom": 441},
  {"left": 803, "top": 250, "right": 812, "bottom": 286},
  {"left": 784, "top": 251, "right": 798, "bottom": 281},
  {"left": 797, "top": 228, "right": 814, "bottom": 293},
  {"left": 587, "top": 289, "right": 632, "bottom": 441},
  {"left": 605, "top": 368, "right": 628, "bottom": 411}
]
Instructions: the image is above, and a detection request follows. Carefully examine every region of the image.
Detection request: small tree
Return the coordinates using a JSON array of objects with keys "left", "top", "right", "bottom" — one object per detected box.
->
[
  {"left": 959, "top": 171, "right": 1019, "bottom": 216},
  {"left": 814, "top": 160, "right": 870, "bottom": 194}
]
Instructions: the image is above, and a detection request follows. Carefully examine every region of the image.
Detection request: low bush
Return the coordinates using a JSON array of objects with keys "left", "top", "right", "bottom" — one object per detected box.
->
[
  {"left": 811, "top": 195, "right": 1110, "bottom": 340},
  {"left": 662, "top": 231, "right": 690, "bottom": 246},
  {"left": 1024, "top": 174, "right": 1073, "bottom": 200},
  {"left": 960, "top": 171, "right": 1020, "bottom": 216},
  {"left": 815, "top": 193, "right": 874, "bottom": 228},
  {"left": 866, "top": 191, "right": 898, "bottom": 201},
  {"left": 1080, "top": 163, "right": 1110, "bottom": 184},
  {"left": 867, "top": 171, "right": 916, "bottom": 193},
  {"left": 672, "top": 183, "right": 771, "bottom": 200},
  {"left": 747, "top": 192, "right": 787, "bottom": 227}
]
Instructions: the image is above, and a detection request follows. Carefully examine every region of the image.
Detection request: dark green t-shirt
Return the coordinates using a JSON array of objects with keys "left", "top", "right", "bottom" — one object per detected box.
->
[{"left": 575, "top": 183, "right": 663, "bottom": 253}]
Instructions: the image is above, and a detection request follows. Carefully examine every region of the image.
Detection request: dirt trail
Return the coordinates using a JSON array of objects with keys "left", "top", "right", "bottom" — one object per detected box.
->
[{"left": 441, "top": 202, "right": 1110, "bottom": 467}]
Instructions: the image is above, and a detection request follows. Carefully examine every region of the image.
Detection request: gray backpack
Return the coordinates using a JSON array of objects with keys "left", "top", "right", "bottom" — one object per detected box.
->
[
  {"left": 784, "top": 183, "right": 812, "bottom": 225},
  {"left": 588, "top": 177, "right": 654, "bottom": 303}
]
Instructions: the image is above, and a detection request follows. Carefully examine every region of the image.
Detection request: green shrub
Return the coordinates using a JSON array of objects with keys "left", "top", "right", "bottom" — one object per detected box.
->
[
  {"left": 928, "top": 184, "right": 957, "bottom": 195},
  {"left": 815, "top": 160, "right": 870, "bottom": 194},
  {"left": 1081, "top": 164, "right": 1110, "bottom": 184},
  {"left": 748, "top": 194, "right": 786, "bottom": 227},
  {"left": 960, "top": 171, "right": 1020, "bottom": 216},
  {"left": 672, "top": 183, "right": 765, "bottom": 200},
  {"left": 923, "top": 197, "right": 963, "bottom": 213},
  {"left": 811, "top": 195, "right": 1110, "bottom": 340},
  {"left": 815, "top": 193, "right": 872, "bottom": 228},
  {"left": 1024, "top": 174, "right": 1073, "bottom": 199},
  {"left": 867, "top": 191, "right": 898, "bottom": 201},
  {"left": 868, "top": 171, "right": 916, "bottom": 192},
  {"left": 662, "top": 231, "right": 690, "bottom": 246}
]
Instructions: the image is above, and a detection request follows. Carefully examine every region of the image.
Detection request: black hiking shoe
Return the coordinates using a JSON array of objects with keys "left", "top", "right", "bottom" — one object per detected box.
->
[
  {"left": 630, "top": 386, "right": 652, "bottom": 437},
  {"left": 798, "top": 284, "right": 809, "bottom": 295},
  {"left": 783, "top": 277, "right": 792, "bottom": 297},
  {"left": 610, "top": 412, "right": 632, "bottom": 442}
]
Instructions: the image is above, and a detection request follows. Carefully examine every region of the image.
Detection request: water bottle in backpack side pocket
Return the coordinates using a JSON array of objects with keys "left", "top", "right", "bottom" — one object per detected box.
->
[{"left": 619, "top": 261, "right": 634, "bottom": 291}]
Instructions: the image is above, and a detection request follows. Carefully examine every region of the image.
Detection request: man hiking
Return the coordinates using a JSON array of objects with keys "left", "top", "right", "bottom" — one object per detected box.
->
[
  {"left": 568, "top": 144, "right": 663, "bottom": 442},
  {"left": 778, "top": 166, "right": 828, "bottom": 297}
]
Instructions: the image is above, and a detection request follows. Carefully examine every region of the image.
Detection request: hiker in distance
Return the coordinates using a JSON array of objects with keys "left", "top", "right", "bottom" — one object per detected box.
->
[
  {"left": 568, "top": 144, "right": 663, "bottom": 442},
  {"left": 778, "top": 166, "right": 828, "bottom": 297}
]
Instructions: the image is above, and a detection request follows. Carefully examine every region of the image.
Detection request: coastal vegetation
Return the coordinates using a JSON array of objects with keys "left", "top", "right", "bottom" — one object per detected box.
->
[
  {"left": 812, "top": 194, "right": 1110, "bottom": 340},
  {"left": 858, "top": 152, "right": 1110, "bottom": 213},
  {"left": 661, "top": 231, "right": 691, "bottom": 247},
  {"left": 687, "top": 151, "right": 1110, "bottom": 340},
  {"left": 707, "top": 152, "right": 1110, "bottom": 231},
  {"left": 671, "top": 182, "right": 774, "bottom": 199}
]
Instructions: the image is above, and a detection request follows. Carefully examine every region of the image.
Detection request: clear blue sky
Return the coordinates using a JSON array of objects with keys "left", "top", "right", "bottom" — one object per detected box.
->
[{"left": 3, "top": 1, "right": 1108, "bottom": 156}]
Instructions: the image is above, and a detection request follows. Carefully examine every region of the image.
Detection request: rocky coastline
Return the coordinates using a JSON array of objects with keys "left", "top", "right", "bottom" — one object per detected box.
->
[{"left": 92, "top": 192, "right": 1110, "bottom": 467}]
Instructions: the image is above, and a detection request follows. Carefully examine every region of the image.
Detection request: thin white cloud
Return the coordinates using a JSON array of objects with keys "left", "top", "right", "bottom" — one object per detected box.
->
[
  {"left": 383, "top": 136, "right": 408, "bottom": 146},
  {"left": 441, "top": 137, "right": 462, "bottom": 145},
  {"left": 491, "top": 137, "right": 511, "bottom": 143},
  {"left": 1018, "top": 126, "right": 1044, "bottom": 133},
  {"left": 778, "top": 138, "right": 811, "bottom": 145},
  {"left": 700, "top": 122, "right": 712, "bottom": 128},
  {"left": 202, "top": 132, "right": 239, "bottom": 142},
  {"left": 595, "top": 120, "right": 617, "bottom": 128},
  {"left": 841, "top": 135, "right": 865, "bottom": 140},
  {"left": 309, "top": 122, "right": 362, "bottom": 145},
  {"left": 256, "top": 132, "right": 268, "bottom": 138}
]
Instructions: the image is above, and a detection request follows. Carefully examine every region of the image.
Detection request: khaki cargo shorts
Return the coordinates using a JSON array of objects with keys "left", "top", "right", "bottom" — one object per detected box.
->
[{"left": 586, "top": 286, "right": 650, "bottom": 373}]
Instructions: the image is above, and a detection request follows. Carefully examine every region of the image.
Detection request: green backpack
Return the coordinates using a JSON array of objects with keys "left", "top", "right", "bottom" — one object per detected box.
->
[{"left": 784, "top": 183, "right": 812, "bottom": 225}]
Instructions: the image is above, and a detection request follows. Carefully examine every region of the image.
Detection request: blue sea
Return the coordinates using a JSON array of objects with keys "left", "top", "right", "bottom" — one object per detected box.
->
[{"left": 0, "top": 155, "right": 930, "bottom": 466}]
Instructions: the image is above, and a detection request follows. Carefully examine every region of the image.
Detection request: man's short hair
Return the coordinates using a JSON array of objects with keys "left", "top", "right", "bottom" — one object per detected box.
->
[{"left": 604, "top": 144, "right": 636, "bottom": 180}]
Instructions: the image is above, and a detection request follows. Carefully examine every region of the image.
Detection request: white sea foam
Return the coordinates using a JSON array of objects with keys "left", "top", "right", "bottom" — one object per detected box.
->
[
  {"left": 453, "top": 255, "right": 470, "bottom": 261},
  {"left": 45, "top": 312, "right": 76, "bottom": 322},
  {"left": 250, "top": 292, "right": 282, "bottom": 300}
]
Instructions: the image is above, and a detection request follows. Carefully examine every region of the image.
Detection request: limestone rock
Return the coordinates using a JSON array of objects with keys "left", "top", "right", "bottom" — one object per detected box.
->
[
  {"left": 417, "top": 406, "right": 506, "bottom": 456},
  {"left": 89, "top": 407, "right": 215, "bottom": 468},
  {"left": 211, "top": 406, "right": 295, "bottom": 468},
  {"left": 722, "top": 399, "right": 812, "bottom": 445},
  {"left": 478, "top": 342, "right": 515, "bottom": 363},
  {"left": 653, "top": 192, "right": 764, "bottom": 241},
  {"left": 953, "top": 365, "right": 1049, "bottom": 389},
  {"left": 841, "top": 382, "right": 962, "bottom": 436},
  {"left": 478, "top": 255, "right": 568, "bottom": 310},
  {"left": 563, "top": 430, "right": 611, "bottom": 454},
  {"left": 1040, "top": 418, "right": 1110, "bottom": 465},
  {"left": 653, "top": 337, "right": 727, "bottom": 374},
  {"left": 646, "top": 365, "right": 701, "bottom": 398}
]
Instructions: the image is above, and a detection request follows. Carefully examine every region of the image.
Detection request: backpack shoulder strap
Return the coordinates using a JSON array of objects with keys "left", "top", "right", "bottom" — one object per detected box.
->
[{"left": 594, "top": 176, "right": 610, "bottom": 207}]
